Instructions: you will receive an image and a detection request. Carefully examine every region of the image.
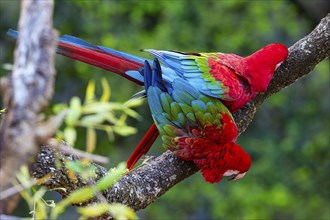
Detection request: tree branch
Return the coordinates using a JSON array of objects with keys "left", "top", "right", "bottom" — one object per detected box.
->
[
  {"left": 0, "top": 0, "right": 57, "bottom": 214},
  {"left": 235, "top": 13, "right": 330, "bottom": 133},
  {"left": 16, "top": 13, "right": 330, "bottom": 216}
]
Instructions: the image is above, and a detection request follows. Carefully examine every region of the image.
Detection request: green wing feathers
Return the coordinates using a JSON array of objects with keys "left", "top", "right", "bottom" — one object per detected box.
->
[{"left": 147, "top": 77, "right": 233, "bottom": 151}]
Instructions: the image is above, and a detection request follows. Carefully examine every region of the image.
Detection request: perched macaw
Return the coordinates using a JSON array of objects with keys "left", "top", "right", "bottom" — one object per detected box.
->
[
  {"left": 8, "top": 30, "right": 288, "bottom": 172},
  {"left": 142, "top": 58, "right": 251, "bottom": 183}
]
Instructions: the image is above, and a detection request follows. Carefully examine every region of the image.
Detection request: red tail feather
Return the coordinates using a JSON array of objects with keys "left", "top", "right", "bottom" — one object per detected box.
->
[
  {"left": 56, "top": 40, "right": 160, "bottom": 168},
  {"left": 57, "top": 42, "right": 144, "bottom": 85},
  {"left": 126, "top": 124, "right": 159, "bottom": 170}
]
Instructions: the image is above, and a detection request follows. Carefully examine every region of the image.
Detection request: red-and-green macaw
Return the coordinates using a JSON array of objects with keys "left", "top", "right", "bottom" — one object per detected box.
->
[
  {"left": 8, "top": 30, "right": 288, "bottom": 180},
  {"left": 142, "top": 58, "right": 251, "bottom": 183}
]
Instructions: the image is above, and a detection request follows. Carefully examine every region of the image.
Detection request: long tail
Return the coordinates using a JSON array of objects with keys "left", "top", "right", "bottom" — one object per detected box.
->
[
  {"left": 7, "top": 29, "right": 159, "bottom": 169},
  {"left": 7, "top": 29, "right": 147, "bottom": 85}
]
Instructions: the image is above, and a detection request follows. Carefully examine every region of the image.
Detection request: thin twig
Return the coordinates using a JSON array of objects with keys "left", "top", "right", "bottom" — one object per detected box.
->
[
  {"left": 47, "top": 139, "right": 110, "bottom": 164},
  {"left": 0, "top": 180, "right": 37, "bottom": 201},
  {"left": 0, "top": 173, "right": 53, "bottom": 201}
]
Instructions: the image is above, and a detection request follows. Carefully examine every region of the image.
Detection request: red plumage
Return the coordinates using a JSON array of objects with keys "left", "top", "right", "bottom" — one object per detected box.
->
[
  {"left": 197, "top": 142, "right": 251, "bottom": 183},
  {"left": 173, "top": 113, "right": 251, "bottom": 183}
]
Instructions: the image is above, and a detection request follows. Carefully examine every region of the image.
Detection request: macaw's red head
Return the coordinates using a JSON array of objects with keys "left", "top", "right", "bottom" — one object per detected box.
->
[
  {"left": 241, "top": 43, "right": 288, "bottom": 92},
  {"left": 195, "top": 142, "right": 252, "bottom": 184},
  {"left": 217, "top": 44, "right": 288, "bottom": 93}
]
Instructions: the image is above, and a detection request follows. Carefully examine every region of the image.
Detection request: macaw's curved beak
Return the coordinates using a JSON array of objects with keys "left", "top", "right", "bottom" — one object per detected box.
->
[{"left": 228, "top": 172, "right": 247, "bottom": 181}]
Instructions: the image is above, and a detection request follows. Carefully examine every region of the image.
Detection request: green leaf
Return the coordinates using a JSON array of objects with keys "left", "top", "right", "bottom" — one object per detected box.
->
[
  {"left": 104, "top": 126, "right": 115, "bottom": 141},
  {"left": 16, "top": 166, "right": 33, "bottom": 206},
  {"left": 61, "top": 187, "right": 94, "bottom": 204},
  {"left": 84, "top": 102, "right": 123, "bottom": 114},
  {"left": 65, "top": 97, "right": 82, "bottom": 126},
  {"left": 64, "top": 127, "right": 77, "bottom": 145},
  {"left": 85, "top": 80, "right": 96, "bottom": 103},
  {"left": 66, "top": 160, "right": 83, "bottom": 173},
  {"left": 100, "top": 77, "right": 111, "bottom": 102},
  {"left": 77, "top": 203, "right": 109, "bottom": 217},
  {"left": 52, "top": 103, "right": 67, "bottom": 114},
  {"left": 116, "top": 114, "right": 128, "bottom": 125},
  {"left": 53, "top": 186, "right": 95, "bottom": 218},
  {"left": 16, "top": 166, "right": 31, "bottom": 188},
  {"left": 35, "top": 199, "right": 48, "bottom": 220},
  {"left": 113, "top": 125, "right": 137, "bottom": 136},
  {"left": 78, "top": 203, "right": 138, "bottom": 220},
  {"left": 71, "top": 96, "right": 82, "bottom": 109},
  {"left": 34, "top": 188, "right": 48, "bottom": 220},
  {"left": 96, "top": 162, "right": 127, "bottom": 191},
  {"left": 86, "top": 128, "right": 97, "bottom": 153},
  {"left": 0, "top": 109, "right": 5, "bottom": 115},
  {"left": 125, "top": 98, "right": 144, "bottom": 108},
  {"left": 107, "top": 203, "right": 138, "bottom": 220},
  {"left": 66, "top": 161, "right": 97, "bottom": 180},
  {"left": 103, "top": 112, "right": 119, "bottom": 124},
  {"left": 80, "top": 114, "right": 105, "bottom": 126},
  {"left": 123, "top": 108, "right": 141, "bottom": 120}
]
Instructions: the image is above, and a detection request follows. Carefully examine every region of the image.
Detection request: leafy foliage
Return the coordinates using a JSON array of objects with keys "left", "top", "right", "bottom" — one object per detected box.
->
[
  {"left": 53, "top": 78, "right": 142, "bottom": 149},
  {"left": 14, "top": 163, "right": 136, "bottom": 219},
  {"left": 51, "top": 162, "right": 136, "bottom": 219}
]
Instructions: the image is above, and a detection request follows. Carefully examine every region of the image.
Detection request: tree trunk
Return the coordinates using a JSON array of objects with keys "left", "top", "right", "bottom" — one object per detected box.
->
[{"left": 0, "top": 0, "right": 57, "bottom": 214}]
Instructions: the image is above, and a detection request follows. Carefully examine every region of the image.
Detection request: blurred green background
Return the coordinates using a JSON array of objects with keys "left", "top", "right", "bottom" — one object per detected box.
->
[{"left": 1, "top": 0, "right": 329, "bottom": 219}]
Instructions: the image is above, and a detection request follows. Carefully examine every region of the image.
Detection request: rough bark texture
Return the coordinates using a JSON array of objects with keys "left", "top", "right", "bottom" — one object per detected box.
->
[
  {"left": 0, "top": 0, "right": 57, "bottom": 214},
  {"left": 29, "top": 13, "right": 329, "bottom": 216}
]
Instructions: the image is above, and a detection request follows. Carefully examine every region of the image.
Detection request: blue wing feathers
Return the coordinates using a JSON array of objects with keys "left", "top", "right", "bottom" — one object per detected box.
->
[
  {"left": 143, "top": 61, "right": 153, "bottom": 90},
  {"left": 172, "top": 79, "right": 200, "bottom": 99},
  {"left": 147, "top": 87, "right": 163, "bottom": 115},
  {"left": 151, "top": 59, "right": 165, "bottom": 90},
  {"left": 125, "top": 70, "right": 144, "bottom": 82}
]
